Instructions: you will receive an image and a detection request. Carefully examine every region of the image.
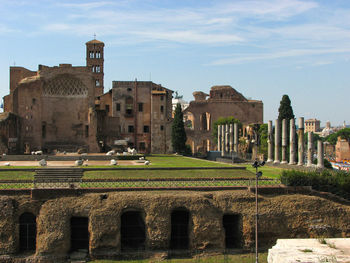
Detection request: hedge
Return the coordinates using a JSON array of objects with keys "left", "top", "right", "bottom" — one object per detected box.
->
[{"left": 280, "top": 169, "right": 350, "bottom": 200}]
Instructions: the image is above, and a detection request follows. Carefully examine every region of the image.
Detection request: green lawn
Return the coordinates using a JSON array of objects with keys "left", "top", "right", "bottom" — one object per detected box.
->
[
  {"left": 90, "top": 252, "right": 267, "bottom": 263},
  {"left": 0, "top": 171, "right": 34, "bottom": 180}
]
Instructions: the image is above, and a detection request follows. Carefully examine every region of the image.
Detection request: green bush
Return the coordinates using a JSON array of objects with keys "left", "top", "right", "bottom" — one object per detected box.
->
[{"left": 280, "top": 169, "right": 350, "bottom": 200}]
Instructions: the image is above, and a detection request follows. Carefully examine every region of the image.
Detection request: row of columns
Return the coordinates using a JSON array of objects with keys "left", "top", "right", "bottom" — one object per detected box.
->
[
  {"left": 267, "top": 117, "right": 324, "bottom": 168},
  {"left": 217, "top": 123, "right": 239, "bottom": 157}
]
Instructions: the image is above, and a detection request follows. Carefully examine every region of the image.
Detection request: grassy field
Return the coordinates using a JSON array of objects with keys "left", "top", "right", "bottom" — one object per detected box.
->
[
  {"left": 0, "top": 155, "right": 283, "bottom": 181},
  {"left": 90, "top": 252, "right": 267, "bottom": 263}
]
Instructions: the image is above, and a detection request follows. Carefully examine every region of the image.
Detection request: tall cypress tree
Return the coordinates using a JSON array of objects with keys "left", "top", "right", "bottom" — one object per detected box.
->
[
  {"left": 171, "top": 103, "right": 187, "bottom": 154},
  {"left": 278, "top": 95, "right": 294, "bottom": 121},
  {"left": 277, "top": 94, "right": 295, "bottom": 155}
]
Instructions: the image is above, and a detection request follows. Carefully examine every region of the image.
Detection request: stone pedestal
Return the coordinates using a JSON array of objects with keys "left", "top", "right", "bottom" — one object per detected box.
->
[
  {"left": 281, "top": 119, "right": 288, "bottom": 164},
  {"left": 289, "top": 118, "right": 296, "bottom": 165},
  {"left": 298, "top": 117, "right": 304, "bottom": 166},
  {"left": 307, "top": 132, "right": 313, "bottom": 167},
  {"left": 267, "top": 120, "right": 273, "bottom": 163},
  {"left": 274, "top": 119, "right": 280, "bottom": 164}
]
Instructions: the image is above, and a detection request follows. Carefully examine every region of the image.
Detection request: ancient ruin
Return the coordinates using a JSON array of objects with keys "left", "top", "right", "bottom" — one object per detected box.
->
[{"left": 183, "top": 86, "right": 263, "bottom": 154}]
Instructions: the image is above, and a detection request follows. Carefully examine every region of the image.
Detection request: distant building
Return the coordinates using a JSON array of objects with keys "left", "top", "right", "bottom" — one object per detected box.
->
[
  {"left": 305, "top": 118, "right": 320, "bottom": 133},
  {"left": 1, "top": 39, "right": 173, "bottom": 154},
  {"left": 96, "top": 80, "right": 173, "bottom": 153},
  {"left": 183, "top": 85, "right": 263, "bottom": 154},
  {"left": 320, "top": 121, "right": 334, "bottom": 137},
  {"left": 336, "top": 137, "right": 350, "bottom": 162},
  {"left": 172, "top": 91, "right": 189, "bottom": 115}
]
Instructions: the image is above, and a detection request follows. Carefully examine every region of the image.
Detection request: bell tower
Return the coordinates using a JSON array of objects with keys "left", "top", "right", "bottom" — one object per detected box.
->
[{"left": 86, "top": 38, "right": 104, "bottom": 97}]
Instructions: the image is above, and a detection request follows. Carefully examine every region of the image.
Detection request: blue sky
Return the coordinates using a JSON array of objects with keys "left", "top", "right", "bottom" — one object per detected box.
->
[{"left": 1, "top": 0, "right": 349, "bottom": 126}]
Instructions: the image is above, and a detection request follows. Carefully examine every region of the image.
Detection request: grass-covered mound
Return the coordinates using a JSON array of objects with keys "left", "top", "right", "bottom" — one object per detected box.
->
[{"left": 280, "top": 169, "right": 350, "bottom": 200}]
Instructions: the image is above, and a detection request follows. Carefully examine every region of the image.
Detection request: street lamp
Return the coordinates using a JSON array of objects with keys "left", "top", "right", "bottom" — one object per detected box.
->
[{"left": 252, "top": 159, "right": 265, "bottom": 263}]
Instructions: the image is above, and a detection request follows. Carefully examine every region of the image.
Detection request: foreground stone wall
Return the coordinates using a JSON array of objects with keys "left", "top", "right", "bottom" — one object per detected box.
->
[{"left": 0, "top": 190, "right": 349, "bottom": 262}]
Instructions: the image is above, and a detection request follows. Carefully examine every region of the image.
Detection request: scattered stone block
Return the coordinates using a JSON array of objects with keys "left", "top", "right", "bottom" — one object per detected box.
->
[{"left": 39, "top": 159, "right": 47, "bottom": 166}]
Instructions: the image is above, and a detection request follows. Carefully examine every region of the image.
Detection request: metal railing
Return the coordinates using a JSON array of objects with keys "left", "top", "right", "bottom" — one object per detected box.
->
[{"left": 0, "top": 178, "right": 281, "bottom": 190}]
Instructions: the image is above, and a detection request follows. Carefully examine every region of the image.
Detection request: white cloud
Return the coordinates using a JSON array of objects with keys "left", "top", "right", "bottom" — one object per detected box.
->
[
  {"left": 210, "top": 48, "right": 350, "bottom": 65},
  {"left": 58, "top": 1, "right": 115, "bottom": 10},
  {"left": 133, "top": 30, "right": 244, "bottom": 44}
]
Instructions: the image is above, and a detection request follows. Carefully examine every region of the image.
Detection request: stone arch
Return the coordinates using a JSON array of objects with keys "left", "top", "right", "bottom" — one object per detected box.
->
[
  {"left": 19, "top": 212, "right": 36, "bottom": 252},
  {"left": 184, "top": 111, "right": 195, "bottom": 130},
  {"left": 222, "top": 213, "right": 242, "bottom": 249},
  {"left": 200, "top": 112, "right": 211, "bottom": 131},
  {"left": 120, "top": 210, "right": 146, "bottom": 251},
  {"left": 170, "top": 208, "right": 190, "bottom": 250}
]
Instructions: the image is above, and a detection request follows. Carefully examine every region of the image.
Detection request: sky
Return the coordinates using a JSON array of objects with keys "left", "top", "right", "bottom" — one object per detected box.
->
[{"left": 0, "top": 0, "right": 349, "bottom": 127}]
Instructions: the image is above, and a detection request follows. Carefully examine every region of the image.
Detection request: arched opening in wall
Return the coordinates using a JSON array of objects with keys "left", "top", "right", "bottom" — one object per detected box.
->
[
  {"left": 121, "top": 211, "right": 146, "bottom": 251},
  {"left": 170, "top": 209, "right": 190, "bottom": 250},
  {"left": 200, "top": 113, "right": 207, "bottom": 131},
  {"left": 19, "top": 212, "right": 36, "bottom": 252},
  {"left": 223, "top": 214, "right": 242, "bottom": 249},
  {"left": 70, "top": 217, "right": 89, "bottom": 252},
  {"left": 184, "top": 112, "right": 194, "bottom": 130}
]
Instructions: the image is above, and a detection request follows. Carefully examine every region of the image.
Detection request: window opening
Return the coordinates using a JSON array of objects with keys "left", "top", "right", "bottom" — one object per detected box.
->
[
  {"left": 89, "top": 51, "right": 94, "bottom": 59},
  {"left": 160, "top": 105, "right": 164, "bottom": 113},
  {"left": 42, "top": 122, "right": 46, "bottom": 139},
  {"left": 121, "top": 211, "right": 145, "bottom": 251},
  {"left": 143, "top": 126, "right": 149, "bottom": 133},
  {"left": 85, "top": 125, "right": 89, "bottom": 138},
  {"left": 96, "top": 51, "right": 101, "bottom": 58},
  {"left": 160, "top": 125, "right": 164, "bottom": 131},
  {"left": 160, "top": 96, "right": 164, "bottom": 101},
  {"left": 19, "top": 212, "right": 36, "bottom": 252},
  {"left": 116, "top": 103, "right": 121, "bottom": 111},
  {"left": 170, "top": 209, "right": 189, "bottom": 250},
  {"left": 128, "top": 126, "right": 134, "bottom": 133},
  {"left": 125, "top": 97, "right": 133, "bottom": 115},
  {"left": 139, "top": 142, "right": 146, "bottom": 151},
  {"left": 96, "top": 66, "right": 101, "bottom": 73},
  {"left": 70, "top": 217, "right": 89, "bottom": 252},
  {"left": 105, "top": 105, "right": 109, "bottom": 112},
  {"left": 138, "top": 103, "right": 143, "bottom": 112},
  {"left": 95, "top": 80, "right": 100, "bottom": 86},
  {"left": 223, "top": 214, "right": 241, "bottom": 249}
]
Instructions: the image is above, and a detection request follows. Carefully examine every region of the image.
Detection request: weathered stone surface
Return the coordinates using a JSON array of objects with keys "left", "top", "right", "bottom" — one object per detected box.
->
[{"left": 0, "top": 191, "right": 349, "bottom": 261}]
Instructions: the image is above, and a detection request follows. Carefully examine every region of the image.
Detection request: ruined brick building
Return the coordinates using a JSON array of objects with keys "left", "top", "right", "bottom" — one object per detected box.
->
[
  {"left": 183, "top": 86, "right": 263, "bottom": 154},
  {"left": 1, "top": 39, "right": 173, "bottom": 154}
]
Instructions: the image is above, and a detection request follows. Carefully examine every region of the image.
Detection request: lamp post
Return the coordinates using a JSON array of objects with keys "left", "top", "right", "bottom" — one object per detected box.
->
[{"left": 252, "top": 159, "right": 265, "bottom": 263}]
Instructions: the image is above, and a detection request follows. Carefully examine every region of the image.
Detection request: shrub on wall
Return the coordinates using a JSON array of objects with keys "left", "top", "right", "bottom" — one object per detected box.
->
[{"left": 280, "top": 169, "right": 350, "bottom": 200}]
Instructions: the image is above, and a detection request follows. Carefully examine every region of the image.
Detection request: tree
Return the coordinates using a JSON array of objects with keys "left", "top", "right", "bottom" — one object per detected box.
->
[
  {"left": 326, "top": 128, "right": 350, "bottom": 145},
  {"left": 212, "top": 116, "right": 242, "bottom": 144},
  {"left": 171, "top": 103, "right": 187, "bottom": 154},
  {"left": 278, "top": 95, "right": 295, "bottom": 121},
  {"left": 258, "top": 123, "right": 268, "bottom": 157}
]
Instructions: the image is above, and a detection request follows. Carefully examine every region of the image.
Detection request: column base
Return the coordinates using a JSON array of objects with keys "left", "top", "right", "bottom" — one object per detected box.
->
[
  {"left": 266, "top": 159, "right": 273, "bottom": 163},
  {"left": 281, "top": 161, "right": 288, "bottom": 164},
  {"left": 297, "top": 162, "right": 304, "bottom": 166},
  {"left": 273, "top": 160, "right": 280, "bottom": 164},
  {"left": 289, "top": 162, "right": 297, "bottom": 165}
]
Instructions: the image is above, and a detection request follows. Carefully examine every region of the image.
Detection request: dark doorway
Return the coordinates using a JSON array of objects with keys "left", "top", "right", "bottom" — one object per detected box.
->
[
  {"left": 170, "top": 209, "right": 190, "bottom": 250},
  {"left": 223, "top": 214, "right": 241, "bottom": 249},
  {"left": 121, "top": 211, "right": 146, "bottom": 251},
  {"left": 70, "top": 217, "right": 89, "bottom": 251},
  {"left": 19, "top": 212, "right": 36, "bottom": 252}
]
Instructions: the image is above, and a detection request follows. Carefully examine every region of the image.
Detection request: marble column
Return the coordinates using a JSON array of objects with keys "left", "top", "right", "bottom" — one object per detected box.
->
[
  {"left": 225, "top": 124, "right": 229, "bottom": 154},
  {"left": 289, "top": 118, "right": 296, "bottom": 165},
  {"left": 217, "top": 124, "right": 221, "bottom": 152},
  {"left": 229, "top": 124, "right": 233, "bottom": 153},
  {"left": 274, "top": 119, "right": 280, "bottom": 164},
  {"left": 267, "top": 120, "right": 274, "bottom": 163},
  {"left": 234, "top": 123, "right": 238, "bottom": 153},
  {"left": 297, "top": 117, "right": 304, "bottom": 166},
  {"left": 281, "top": 119, "right": 288, "bottom": 164},
  {"left": 221, "top": 125, "right": 225, "bottom": 157},
  {"left": 317, "top": 140, "right": 324, "bottom": 168},
  {"left": 307, "top": 132, "right": 313, "bottom": 167}
]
